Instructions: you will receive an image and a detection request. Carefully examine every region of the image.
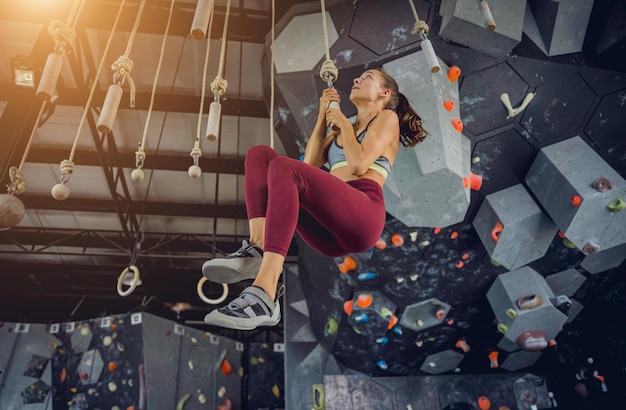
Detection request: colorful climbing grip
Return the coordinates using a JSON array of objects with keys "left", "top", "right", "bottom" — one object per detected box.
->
[
  {"left": 557, "top": 230, "right": 565, "bottom": 238},
  {"left": 108, "top": 362, "right": 117, "bottom": 372},
  {"left": 455, "top": 261, "right": 464, "bottom": 269},
  {"left": 570, "top": 195, "right": 582, "bottom": 206},
  {"left": 608, "top": 198, "right": 626, "bottom": 212},
  {"left": 450, "top": 231, "right": 459, "bottom": 239},
  {"left": 391, "top": 234, "right": 404, "bottom": 246},
  {"left": 374, "top": 238, "right": 387, "bottom": 249},
  {"left": 463, "top": 177, "right": 469, "bottom": 188},
  {"left": 433, "top": 227, "right": 442, "bottom": 234},
  {"left": 376, "top": 336, "right": 389, "bottom": 344},
  {"left": 376, "top": 359, "right": 388, "bottom": 370},
  {"left": 380, "top": 306, "right": 393, "bottom": 319},
  {"left": 488, "top": 351, "right": 499, "bottom": 368},
  {"left": 448, "top": 65, "right": 461, "bottom": 82},
  {"left": 461, "top": 253, "right": 470, "bottom": 260},
  {"left": 563, "top": 238, "right": 576, "bottom": 248},
  {"left": 517, "top": 294, "right": 543, "bottom": 310},
  {"left": 325, "top": 318, "right": 338, "bottom": 335},
  {"left": 354, "top": 313, "right": 369, "bottom": 323},
  {"left": 356, "top": 293, "right": 373, "bottom": 308},
  {"left": 592, "top": 176, "right": 612, "bottom": 192},
  {"left": 338, "top": 256, "right": 356, "bottom": 273},
  {"left": 477, "top": 396, "right": 491, "bottom": 410},
  {"left": 343, "top": 300, "right": 353, "bottom": 316},
  {"left": 443, "top": 100, "right": 454, "bottom": 111},
  {"left": 357, "top": 272, "right": 377, "bottom": 281},
  {"left": 455, "top": 339, "right": 470, "bottom": 353},
  {"left": 436, "top": 308, "right": 446, "bottom": 320},
  {"left": 516, "top": 330, "right": 548, "bottom": 352},
  {"left": 451, "top": 118, "right": 463, "bottom": 132},
  {"left": 468, "top": 172, "right": 483, "bottom": 191},
  {"left": 497, "top": 323, "right": 509, "bottom": 334},
  {"left": 505, "top": 308, "right": 517, "bottom": 319},
  {"left": 491, "top": 222, "right": 503, "bottom": 242},
  {"left": 583, "top": 241, "right": 600, "bottom": 254},
  {"left": 220, "top": 358, "right": 233, "bottom": 375},
  {"left": 391, "top": 325, "right": 403, "bottom": 335},
  {"left": 387, "top": 315, "right": 398, "bottom": 330}
]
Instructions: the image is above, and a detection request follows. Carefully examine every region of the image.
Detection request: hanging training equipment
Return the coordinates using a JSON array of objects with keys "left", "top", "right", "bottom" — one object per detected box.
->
[
  {"left": 190, "top": 0, "right": 213, "bottom": 39},
  {"left": 132, "top": 0, "right": 178, "bottom": 183},
  {"left": 477, "top": 0, "right": 496, "bottom": 32},
  {"left": 189, "top": 0, "right": 216, "bottom": 177},
  {"left": 408, "top": 0, "right": 440, "bottom": 73},
  {"left": 37, "top": 0, "right": 85, "bottom": 100},
  {"left": 51, "top": 0, "right": 128, "bottom": 200},
  {"left": 319, "top": 0, "right": 341, "bottom": 130},
  {"left": 268, "top": 0, "right": 276, "bottom": 149},
  {"left": 206, "top": 0, "right": 232, "bottom": 141},
  {"left": 97, "top": 0, "right": 147, "bottom": 134}
]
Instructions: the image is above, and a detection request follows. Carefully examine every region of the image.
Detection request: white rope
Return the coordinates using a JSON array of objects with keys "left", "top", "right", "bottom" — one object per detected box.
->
[
  {"left": 408, "top": 0, "right": 429, "bottom": 36},
  {"left": 136, "top": 0, "right": 177, "bottom": 168},
  {"left": 210, "top": 0, "right": 232, "bottom": 98},
  {"left": 319, "top": 0, "right": 338, "bottom": 86},
  {"left": 48, "top": 0, "right": 85, "bottom": 55},
  {"left": 320, "top": 0, "right": 331, "bottom": 62},
  {"left": 111, "top": 0, "right": 147, "bottom": 108},
  {"left": 269, "top": 0, "right": 275, "bottom": 149},
  {"left": 65, "top": 0, "right": 127, "bottom": 169},
  {"left": 196, "top": 0, "right": 216, "bottom": 142}
]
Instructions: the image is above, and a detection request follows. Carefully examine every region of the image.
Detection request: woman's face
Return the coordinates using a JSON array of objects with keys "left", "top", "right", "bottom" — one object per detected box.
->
[{"left": 350, "top": 70, "right": 386, "bottom": 102}]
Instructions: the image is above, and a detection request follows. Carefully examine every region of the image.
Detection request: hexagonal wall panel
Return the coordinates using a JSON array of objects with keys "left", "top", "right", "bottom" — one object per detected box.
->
[
  {"left": 399, "top": 298, "right": 450, "bottom": 331},
  {"left": 76, "top": 349, "right": 104, "bottom": 385},
  {"left": 584, "top": 88, "right": 626, "bottom": 151},
  {"left": 521, "top": 74, "right": 595, "bottom": 144},
  {"left": 420, "top": 349, "right": 464, "bottom": 374},
  {"left": 471, "top": 129, "right": 536, "bottom": 192},
  {"left": 460, "top": 62, "right": 530, "bottom": 136},
  {"left": 351, "top": 379, "right": 394, "bottom": 408},
  {"left": 273, "top": 11, "right": 338, "bottom": 74},
  {"left": 71, "top": 325, "right": 93, "bottom": 354},
  {"left": 349, "top": 1, "right": 425, "bottom": 55}
]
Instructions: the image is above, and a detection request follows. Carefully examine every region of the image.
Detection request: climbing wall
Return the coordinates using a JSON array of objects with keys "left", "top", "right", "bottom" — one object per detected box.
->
[
  {"left": 269, "top": 0, "right": 626, "bottom": 409},
  {"left": 0, "top": 313, "right": 242, "bottom": 409}
]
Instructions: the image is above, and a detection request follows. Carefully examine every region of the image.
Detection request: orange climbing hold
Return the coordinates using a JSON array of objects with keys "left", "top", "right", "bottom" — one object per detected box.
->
[
  {"left": 571, "top": 195, "right": 582, "bottom": 206},
  {"left": 443, "top": 100, "right": 454, "bottom": 111},
  {"left": 488, "top": 351, "right": 499, "bottom": 368},
  {"left": 108, "top": 362, "right": 117, "bottom": 372},
  {"left": 338, "top": 256, "right": 356, "bottom": 273},
  {"left": 387, "top": 314, "right": 398, "bottom": 330},
  {"left": 221, "top": 358, "right": 233, "bottom": 375},
  {"left": 451, "top": 231, "right": 459, "bottom": 239},
  {"left": 343, "top": 300, "right": 354, "bottom": 315},
  {"left": 548, "top": 339, "right": 557, "bottom": 347},
  {"left": 374, "top": 238, "right": 387, "bottom": 249},
  {"left": 455, "top": 261, "right": 464, "bottom": 269},
  {"left": 356, "top": 293, "right": 373, "bottom": 309},
  {"left": 463, "top": 177, "right": 469, "bottom": 188},
  {"left": 477, "top": 396, "right": 491, "bottom": 410},
  {"left": 461, "top": 253, "right": 470, "bottom": 260},
  {"left": 491, "top": 222, "right": 503, "bottom": 242},
  {"left": 469, "top": 172, "right": 483, "bottom": 191},
  {"left": 448, "top": 66, "right": 461, "bottom": 82},
  {"left": 391, "top": 234, "right": 404, "bottom": 246},
  {"left": 436, "top": 308, "right": 446, "bottom": 320},
  {"left": 455, "top": 339, "right": 470, "bottom": 353},
  {"left": 433, "top": 227, "right": 442, "bottom": 234},
  {"left": 452, "top": 118, "right": 463, "bottom": 132},
  {"left": 558, "top": 230, "right": 566, "bottom": 238}
]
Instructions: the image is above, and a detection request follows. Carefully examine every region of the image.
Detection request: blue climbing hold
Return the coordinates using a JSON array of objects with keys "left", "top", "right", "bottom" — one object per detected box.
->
[
  {"left": 358, "top": 272, "right": 377, "bottom": 281},
  {"left": 376, "top": 336, "right": 389, "bottom": 344},
  {"left": 354, "top": 313, "right": 369, "bottom": 323},
  {"left": 392, "top": 325, "right": 403, "bottom": 335},
  {"left": 376, "top": 360, "right": 388, "bottom": 370}
]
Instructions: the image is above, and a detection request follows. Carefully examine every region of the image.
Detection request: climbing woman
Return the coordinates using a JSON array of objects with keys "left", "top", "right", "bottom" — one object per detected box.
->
[{"left": 202, "top": 68, "right": 427, "bottom": 330}]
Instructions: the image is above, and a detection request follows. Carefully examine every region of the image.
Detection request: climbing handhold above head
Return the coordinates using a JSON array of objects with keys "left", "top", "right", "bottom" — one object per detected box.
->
[
  {"left": 491, "top": 222, "right": 503, "bottom": 242},
  {"left": 517, "top": 294, "right": 543, "bottom": 310},
  {"left": 374, "top": 238, "right": 387, "bottom": 249},
  {"left": 376, "top": 336, "right": 388, "bottom": 344},
  {"left": 353, "top": 313, "right": 369, "bottom": 323},
  {"left": 469, "top": 172, "right": 483, "bottom": 191},
  {"left": 450, "top": 231, "right": 459, "bottom": 239},
  {"left": 455, "top": 261, "right": 464, "bottom": 269},
  {"left": 488, "top": 351, "right": 499, "bottom": 368},
  {"left": 570, "top": 195, "right": 582, "bottom": 206},
  {"left": 443, "top": 100, "right": 454, "bottom": 111},
  {"left": 477, "top": 396, "right": 491, "bottom": 410},
  {"left": 516, "top": 330, "right": 548, "bottom": 352},
  {"left": 338, "top": 256, "right": 356, "bottom": 273},
  {"left": 591, "top": 176, "right": 612, "bottom": 192},
  {"left": 582, "top": 241, "right": 600, "bottom": 255},
  {"left": 433, "top": 227, "right": 442, "bottom": 234},
  {"left": 376, "top": 359, "right": 388, "bottom": 370},
  {"left": 220, "top": 358, "right": 233, "bottom": 375},
  {"left": 455, "top": 339, "right": 470, "bottom": 353},
  {"left": 448, "top": 66, "right": 461, "bottom": 82},
  {"left": 608, "top": 198, "right": 625, "bottom": 212},
  {"left": 451, "top": 118, "right": 463, "bottom": 132},
  {"left": 357, "top": 272, "right": 377, "bottom": 281},
  {"left": 387, "top": 314, "right": 399, "bottom": 329},
  {"left": 343, "top": 300, "right": 353, "bottom": 315},
  {"left": 391, "top": 234, "right": 404, "bottom": 246},
  {"left": 325, "top": 318, "right": 338, "bottom": 335}
]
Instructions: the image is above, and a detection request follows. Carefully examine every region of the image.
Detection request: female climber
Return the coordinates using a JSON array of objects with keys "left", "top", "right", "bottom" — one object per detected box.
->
[{"left": 202, "top": 68, "right": 427, "bottom": 330}]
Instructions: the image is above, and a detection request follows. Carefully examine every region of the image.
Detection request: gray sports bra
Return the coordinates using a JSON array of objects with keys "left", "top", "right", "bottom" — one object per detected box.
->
[{"left": 327, "top": 116, "right": 392, "bottom": 178}]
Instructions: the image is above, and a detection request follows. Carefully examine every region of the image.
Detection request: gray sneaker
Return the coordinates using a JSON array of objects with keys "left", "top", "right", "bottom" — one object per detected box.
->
[
  {"left": 202, "top": 240, "right": 263, "bottom": 283},
  {"left": 203, "top": 285, "right": 285, "bottom": 330}
]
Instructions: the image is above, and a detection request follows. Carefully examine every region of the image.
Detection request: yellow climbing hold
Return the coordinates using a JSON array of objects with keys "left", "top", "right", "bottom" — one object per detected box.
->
[
  {"left": 175, "top": 393, "right": 191, "bottom": 410},
  {"left": 272, "top": 384, "right": 280, "bottom": 397}
]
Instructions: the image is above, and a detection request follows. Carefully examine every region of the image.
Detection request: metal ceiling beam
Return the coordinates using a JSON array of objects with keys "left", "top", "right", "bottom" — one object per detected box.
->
[{"left": 2, "top": 0, "right": 273, "bottom": 43}]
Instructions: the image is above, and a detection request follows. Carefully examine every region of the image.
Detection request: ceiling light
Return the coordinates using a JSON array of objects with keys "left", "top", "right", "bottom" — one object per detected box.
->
[{"left": 11, "top": 56, "right": 37, "bottom": 87}]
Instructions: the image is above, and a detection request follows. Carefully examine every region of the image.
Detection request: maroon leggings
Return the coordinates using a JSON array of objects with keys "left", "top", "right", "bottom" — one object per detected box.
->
[{"left": 244, "top": 145, "right": 386, "bottom": 257}]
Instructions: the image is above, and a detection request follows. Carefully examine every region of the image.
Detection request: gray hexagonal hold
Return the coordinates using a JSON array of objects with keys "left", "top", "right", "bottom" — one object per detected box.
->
[
  {"left": 71, "top": 325, "right": 93, "bottom": 354},
  {"left": 400, "top": 298, "right": 451, "bottom": 331},
  {"left": 501, "top": 350, "right": 543, "bottom": 371},
  {"left": 420, "top": 349, "right": 464, "bottom": 375}
]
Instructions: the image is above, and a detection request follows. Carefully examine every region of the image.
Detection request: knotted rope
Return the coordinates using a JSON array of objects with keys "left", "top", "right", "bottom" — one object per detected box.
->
[
  {"left": 48, "top": 0, "right": 85, "bottom": 55},
  {"left": 319, "top": 0, "right": 338, "bottom": 86}
]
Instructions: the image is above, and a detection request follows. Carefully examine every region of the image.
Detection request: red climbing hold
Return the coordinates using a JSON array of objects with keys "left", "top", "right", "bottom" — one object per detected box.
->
[
  {"left": 571, "top": 195, "right": 582, "bottom": 206},
  {"left": 443, "top": 100, "right": 454, "bottom": 111},
  {"left": 452, "top": 118, "right": 463, "bottom": 132},
  {"left": 448, "top": 66, "right": 461, "bottom": 82},
  {"left": 391, "top": 234, "right": 404, "bottom": 246},
  {"left": 356, "top": 293, "right": 373, "bottom": 309},
  {"left": 343, "top": 300, "right": 354, "bottom": 316}
]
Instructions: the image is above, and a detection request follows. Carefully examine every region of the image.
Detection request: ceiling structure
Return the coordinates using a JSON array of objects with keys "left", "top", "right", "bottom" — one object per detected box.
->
[{"left": 0, "top": 0, "right": 624, "bottom": 354}]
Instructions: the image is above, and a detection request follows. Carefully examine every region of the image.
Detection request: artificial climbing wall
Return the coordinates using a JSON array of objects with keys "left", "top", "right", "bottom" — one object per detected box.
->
[
  {"left": 0, "top": 313, "right": 242, "bottom": 409},
  {"left": 267, "top": 0, "right": 626, "bottom": 409}
]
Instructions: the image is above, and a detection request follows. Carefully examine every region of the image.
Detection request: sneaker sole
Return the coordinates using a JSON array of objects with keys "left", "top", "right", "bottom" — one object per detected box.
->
[
  {"left": 201, "top": 262, "right": 259, "bottom": 284},
  {"left": 203, "top": 305, "right": 281, "bottom": 330}
]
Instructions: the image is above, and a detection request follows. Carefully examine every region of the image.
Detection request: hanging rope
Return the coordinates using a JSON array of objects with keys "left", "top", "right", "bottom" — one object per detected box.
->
[
  {"left": 269, "top": 0, "right": 275, "bottom": 149},
  {"left": 191, "top": 0, "right": 216, "bottom": 169},
  {"left": 210, "top": 0, "right": 232, "bottom": 100},
  {"left": 408, "top": 0, "right": 429, "bottom": 37},
  {"left": 56, "top": 0, "right": 127, "bottom": 192},
  {"left": 135, "top": 0, "right": 178, "bottom": 173},
  {"left": 48, "top": 0, "right": 85, "bottom": 55},
  {"left": 111, "top": 0, "right": 146, "bottom": 108},
  {"left": 6, "top": 102, "right": 47, "bottom": 195},
  {"left": 319, "top": 0, "right": 338, "bottom": 86}
]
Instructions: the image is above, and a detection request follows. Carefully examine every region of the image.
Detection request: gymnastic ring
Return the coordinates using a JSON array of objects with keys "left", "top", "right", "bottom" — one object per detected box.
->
[
  {"left": 197, "top": 277, "right": 228, "bottom": 305},
  {"left": 117, "top": 265, "right": 140, "bottom": 297}
]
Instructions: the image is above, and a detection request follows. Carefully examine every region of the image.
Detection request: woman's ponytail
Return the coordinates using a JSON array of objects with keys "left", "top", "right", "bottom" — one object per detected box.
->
[{"left": 396, "top": 93, "right": 428, "bottom": 147}]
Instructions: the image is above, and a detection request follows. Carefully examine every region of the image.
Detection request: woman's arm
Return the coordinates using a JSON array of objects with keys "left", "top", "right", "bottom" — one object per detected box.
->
[
  {"left": 303, "top": 89, "right": 340, "bottom": 167},
  {"left": 327, "top": 109, "right": 399, "bottom": 176}
]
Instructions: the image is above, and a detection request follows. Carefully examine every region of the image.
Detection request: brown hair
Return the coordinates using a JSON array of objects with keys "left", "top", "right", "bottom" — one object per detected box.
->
[{"left": 373, "top": 68, "right": 428, "bottom": 147}]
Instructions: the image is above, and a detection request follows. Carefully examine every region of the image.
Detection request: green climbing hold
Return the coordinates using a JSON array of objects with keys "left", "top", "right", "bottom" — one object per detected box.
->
[
  {"left": 608, "top": 198, "right": 626, "bottom": 212},
  {"left": 175, "top": 393, "right": 191, "bottom": 410},
  {"left": 325, "top": 318, "right": 338, "bottom": 335},
  {"left": 490, "top": 259, "right": 501, "bottom": 267},
  {"left": 506, "top": 308, "right": 517, "bottom": 319},
  {"left": 563, "top": 238, "right": 577, "bottom": 249},
  {"left": 497, "top": 323, "right": 509, "bottom": 334}
]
